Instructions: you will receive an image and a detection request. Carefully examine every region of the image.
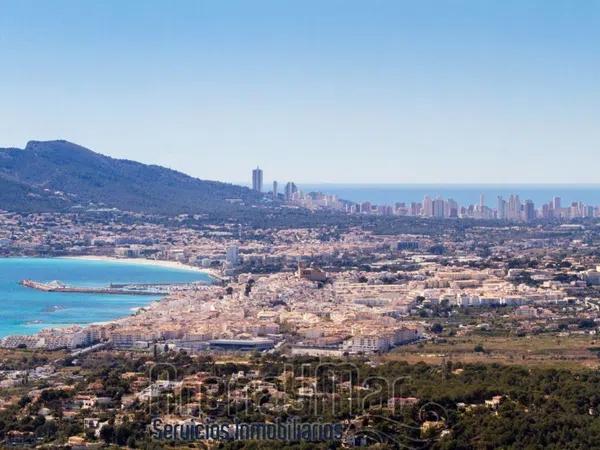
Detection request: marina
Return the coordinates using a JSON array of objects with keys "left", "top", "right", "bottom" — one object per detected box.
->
[
  {"left": 0, "top": 257, "right": 212, "bottom": 337},
  {"left": 19, "top": 279, "right": 203, "bottom": 295}
]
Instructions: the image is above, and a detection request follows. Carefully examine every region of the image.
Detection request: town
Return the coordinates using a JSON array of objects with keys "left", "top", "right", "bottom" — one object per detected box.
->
[
  {"left": 2, "top": 0, "right": 599, "bottom": 447},
  {"left": 3, "top": 200, "right": 600, "bottom": 356},
  {"left": 0, "top": 200, "right": 600, "bottom": 448}
]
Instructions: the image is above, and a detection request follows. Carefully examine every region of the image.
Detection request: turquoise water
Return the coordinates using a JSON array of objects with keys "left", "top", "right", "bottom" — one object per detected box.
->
[{"left": 0, "top": 258, "right": 210, "bottom": 337}]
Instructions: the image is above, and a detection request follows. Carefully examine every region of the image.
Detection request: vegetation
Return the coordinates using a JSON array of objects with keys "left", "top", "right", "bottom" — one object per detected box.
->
[
  {"left": 0, "top": 140, "right": 263, "bottom": 215},
  {"left": 4, "top": 349, "right": 600, "bottom": 449}
]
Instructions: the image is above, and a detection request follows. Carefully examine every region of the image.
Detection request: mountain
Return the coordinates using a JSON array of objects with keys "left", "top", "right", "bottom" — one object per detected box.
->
[
  {"left": 0, "top": 140, "right": 262, "bottom": 215},
  {"left": 0, "top": 175, "right": 73, "bottom": 212}
]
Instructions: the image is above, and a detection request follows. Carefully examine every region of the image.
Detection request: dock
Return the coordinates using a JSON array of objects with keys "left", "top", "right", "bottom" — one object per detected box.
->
[{"left": 19, "top": 279, "right": 164, "bottom": 295}]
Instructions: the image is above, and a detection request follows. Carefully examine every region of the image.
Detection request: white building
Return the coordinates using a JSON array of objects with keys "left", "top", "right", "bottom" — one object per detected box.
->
[{"left": 226, "top": 245, "right": 240, "bottom": 266}]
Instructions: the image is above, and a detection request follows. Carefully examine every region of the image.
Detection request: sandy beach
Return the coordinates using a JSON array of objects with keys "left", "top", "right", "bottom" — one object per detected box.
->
[
  {"left": 60, "top": 255, "right": 209, "bottom": 273},
  {"left": 62, "top": 255, "right": 225, "bottom": 282}
]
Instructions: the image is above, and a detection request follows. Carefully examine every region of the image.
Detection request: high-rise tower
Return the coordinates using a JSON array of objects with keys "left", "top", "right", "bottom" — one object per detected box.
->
[{"left": 252, "top": 167, "right": 263, "bottom": 192}]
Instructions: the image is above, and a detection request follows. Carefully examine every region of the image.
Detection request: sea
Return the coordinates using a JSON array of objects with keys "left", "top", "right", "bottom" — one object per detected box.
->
[
  {"left": 298, "top": 184, "right": 600, "bottom": 207},
  {"left": 0, "top": 257, "right": 211, "bottom": 337}
]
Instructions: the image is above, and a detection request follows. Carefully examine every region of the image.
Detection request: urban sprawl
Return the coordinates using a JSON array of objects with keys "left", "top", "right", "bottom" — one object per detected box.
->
[{"left": 2, "top": 171, "right": 600, "bottom": 448}]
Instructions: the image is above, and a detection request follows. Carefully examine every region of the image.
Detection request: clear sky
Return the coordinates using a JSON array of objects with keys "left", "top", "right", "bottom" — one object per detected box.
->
[{"left": 1, "top": 0, "right": 599, "bottom": 184}]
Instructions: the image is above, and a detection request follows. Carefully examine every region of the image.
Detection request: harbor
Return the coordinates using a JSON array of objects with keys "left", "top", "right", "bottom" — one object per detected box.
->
[{"left": 19, "top": 279, "right": 196, "bottom": 296}]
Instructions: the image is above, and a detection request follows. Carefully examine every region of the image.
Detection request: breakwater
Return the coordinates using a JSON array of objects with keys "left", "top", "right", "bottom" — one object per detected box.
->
[{"left": 20, "top": 279, "right": 164, "bottom": 295}]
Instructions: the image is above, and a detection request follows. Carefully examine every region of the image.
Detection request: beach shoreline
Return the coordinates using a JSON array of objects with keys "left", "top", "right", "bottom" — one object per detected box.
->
[
  {"left": 59, "top": 255, "right": 218, "bottom": 277},
  {"left": 0, "top": 256, "right": 221, "bottom": 338}
]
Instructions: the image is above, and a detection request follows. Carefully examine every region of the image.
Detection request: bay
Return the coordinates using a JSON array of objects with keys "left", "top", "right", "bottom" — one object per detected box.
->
[{"left": 0, "top": 257, "right": 210, "bottom": 337}]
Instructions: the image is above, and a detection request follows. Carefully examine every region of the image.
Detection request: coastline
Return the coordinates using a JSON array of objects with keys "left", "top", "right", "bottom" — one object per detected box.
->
[
  {"left": 0, "top": 256, "right": 221, "bottom": 339},
  {"left": 60, "top": 256, "right": 226, "bottom": 316},
  {"left": 59, "top": 255, "right": 220, "bottom": 278}
]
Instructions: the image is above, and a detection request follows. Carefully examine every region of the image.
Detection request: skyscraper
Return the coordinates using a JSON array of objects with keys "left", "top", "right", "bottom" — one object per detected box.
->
[
  {"left": 284, "top": 182, "right": 297, "bottom": 201},
  {"left": 410, "top": 202, "right": 421, "bottom": 216},
  {"left": 446, "top": 198, "right": 458, "bottom": 218},
  {"left": 508, "top": 194, "right": 521, "bottom": 220},
  {"left": 542, "top": 203, "right": 550, "bottom": 219},
  {"left": 432, "top": 197, "right": 445, "bottom": 218},
  {"left": 553, "top": 196, "right": 561, "bottom": 210},
  {"left": 524, "top": 200, "right": 536, "bottom": 221},
  {"left": 423, "top": 196, "right": 433, "bottom": 217},
  {"left": 252, "top": 167, "right": 263, "bottom": 192},
  {"left": 497, "top": 196, "right": 507, "bottom": 220},
  {"left": 272, "top": 181, "right": 278, "bottom": 199}
]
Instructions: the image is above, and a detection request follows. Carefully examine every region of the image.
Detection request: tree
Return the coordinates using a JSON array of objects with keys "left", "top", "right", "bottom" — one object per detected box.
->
[
  {"left": 431, "top": 323, "right": 444, "bottom": 334},
  {"left": 100, "top": 424, "right": 115, "bottom": 444},
  {"left": 115, "top": 425, "right": 133, "bottom": 445},
  {"left": 579, "top": 319, "right": 596, "bottom": 329},
  {"left": 127, "top": 435, "right": 137, "bottom": 448},
  {"left": 35, "top": 421, "right": 58, "bottom": 440}
]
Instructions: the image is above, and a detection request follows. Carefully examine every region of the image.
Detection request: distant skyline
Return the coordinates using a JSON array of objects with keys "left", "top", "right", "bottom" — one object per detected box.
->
[
  {"left": 1, "top": 1, "right": 600, "bottom": 184},
  {"left": 291, "top": 183, "right": 600, "bottom": 207}
]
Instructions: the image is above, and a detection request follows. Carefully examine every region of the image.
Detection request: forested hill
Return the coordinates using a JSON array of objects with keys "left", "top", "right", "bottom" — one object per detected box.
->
[{"left": 0, "top": 140, "right": 262, "bottom": 215}]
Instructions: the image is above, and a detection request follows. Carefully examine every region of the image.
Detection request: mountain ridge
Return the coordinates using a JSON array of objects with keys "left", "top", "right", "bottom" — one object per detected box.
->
[{"left": 0, "top": 140, "right": 262, "bottom": 215}]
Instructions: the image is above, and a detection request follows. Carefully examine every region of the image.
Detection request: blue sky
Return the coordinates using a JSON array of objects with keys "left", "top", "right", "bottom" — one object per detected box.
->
[{"left": 1, "top": 0, "right": 599, "bottom": 184}]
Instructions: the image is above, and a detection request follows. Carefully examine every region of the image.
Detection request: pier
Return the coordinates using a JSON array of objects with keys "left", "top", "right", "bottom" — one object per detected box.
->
[{"left": 19, "top": 279, "right": 165, "bottom": 295}]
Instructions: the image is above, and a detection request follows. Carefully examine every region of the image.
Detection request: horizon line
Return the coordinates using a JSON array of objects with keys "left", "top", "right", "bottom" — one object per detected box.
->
[{"left": 234, "top": 181, "right": 600, "bottom": 187}]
